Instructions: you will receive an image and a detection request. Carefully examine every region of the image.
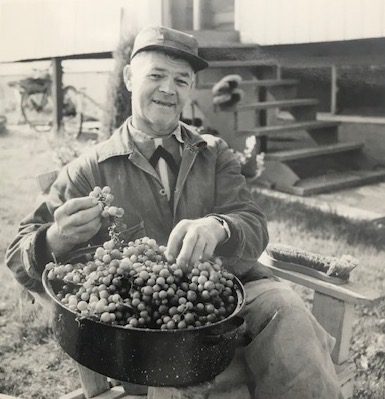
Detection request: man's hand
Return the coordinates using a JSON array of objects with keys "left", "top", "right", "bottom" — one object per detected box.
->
[
  {"left": 165, "top": 217, "right": 227, "bottom": 271},
  {"left": 212, "top": 74, "right": 244, "bottom": 110},
  {"left": 46, "top": 197, "right": 102, "bottom": 257}
]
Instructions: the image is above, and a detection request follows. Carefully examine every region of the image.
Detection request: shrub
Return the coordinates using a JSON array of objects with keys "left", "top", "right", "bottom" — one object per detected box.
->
[{"left": 101, "top": 34, "right": 135, "bottom": 137}]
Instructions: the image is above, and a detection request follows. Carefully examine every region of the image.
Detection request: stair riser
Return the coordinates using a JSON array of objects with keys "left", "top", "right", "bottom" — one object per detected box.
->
[
  {"left": 265, "top": 144, "right": 362, "bottom": 162},
  {"left": 265, "top": 86, "right": 298, "bottom": 101},
  {"left": 198, "top": 65, "right": 278, "bottom": 85},
  {"left": 287, "top": 150, "right": 366, "bottom": 180},
  {"left": 198, "top": 47, "right": 265, "bottom": 61},
  {"left": 308, "top": 126, "right": 339, "bottom": 145},
  {"left": 288, "top": 106, "right": 318, "bottom": 121},
  {"left": 287, "top": 173, "right": 385, "bottom": 196}
]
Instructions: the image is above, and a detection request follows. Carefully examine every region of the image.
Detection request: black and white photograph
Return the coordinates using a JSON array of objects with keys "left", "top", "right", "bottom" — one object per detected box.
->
[{"left": 0, "top": 1, "right": 384, "bottom": 398}]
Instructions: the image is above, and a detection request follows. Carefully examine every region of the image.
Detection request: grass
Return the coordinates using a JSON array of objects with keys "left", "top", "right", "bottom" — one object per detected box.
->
[{"left": 0, "top": 126, "right": 385, "bottom": 398}]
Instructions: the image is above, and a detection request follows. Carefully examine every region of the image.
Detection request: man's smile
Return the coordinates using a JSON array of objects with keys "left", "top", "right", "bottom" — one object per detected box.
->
[{"left": 152, "top": 99, "right": 176, "bottom": 107}]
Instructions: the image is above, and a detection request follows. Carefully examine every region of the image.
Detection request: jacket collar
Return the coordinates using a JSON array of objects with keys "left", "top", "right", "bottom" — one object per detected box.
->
[{"left": 96, "top": 119, "right": 207, "bottom": 163}]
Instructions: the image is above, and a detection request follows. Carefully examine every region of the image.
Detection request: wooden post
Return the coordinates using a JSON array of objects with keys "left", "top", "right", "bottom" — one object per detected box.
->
[
  {"left": 51, "top": 57, "right": 64, "bottom": 133},
  {"left": 193, "top": 0, "right": 203, "bottom": 30},
  {"left": 331, "top": 65, "right": 338, "bottom": 115},
  {"left": 76, "top": 364, "right": 110, "bottom": 398},
  {"left": 311, "top": 292, "right": 354, "bottom": 364}
]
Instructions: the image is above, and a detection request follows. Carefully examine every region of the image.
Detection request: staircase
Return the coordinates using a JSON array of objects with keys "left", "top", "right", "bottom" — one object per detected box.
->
[{"left": 189, "top": 39, "right": 385, "bottom": 196}]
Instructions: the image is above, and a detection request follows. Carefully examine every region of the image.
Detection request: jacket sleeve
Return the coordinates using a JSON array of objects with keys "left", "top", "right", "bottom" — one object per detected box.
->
[
  {"left": 4, "top": 156, "right": 95, "bottom": 293},
  {"left": 205, "top": 136, "right": 269, "bottom": 278}
]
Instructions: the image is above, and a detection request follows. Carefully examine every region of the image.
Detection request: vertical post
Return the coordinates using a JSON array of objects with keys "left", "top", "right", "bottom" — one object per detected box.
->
[
  {"left": 76, "top": 364, "right": 110, "bottom": 398},
  {"left": 51, "top": 57, "right": 63, "bottom": 133},
  {"left": 312, "top": 292, "right": 354, "bottom": 364},
  {"left": 193, "top": 0, "right": 203, "bottom": 30},
  {"left": 331, "top": 64, "right": 338, "bottom": 115}
]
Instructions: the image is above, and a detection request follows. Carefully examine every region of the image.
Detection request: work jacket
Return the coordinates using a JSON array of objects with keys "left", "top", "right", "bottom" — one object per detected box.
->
[{"left": 5, "top": 120, "right": 269, "bottom": 293}]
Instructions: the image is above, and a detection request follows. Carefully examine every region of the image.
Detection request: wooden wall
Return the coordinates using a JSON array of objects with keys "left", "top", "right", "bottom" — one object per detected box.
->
[{"left": 235, "top": 0, "right": 385, "bottom": 45}]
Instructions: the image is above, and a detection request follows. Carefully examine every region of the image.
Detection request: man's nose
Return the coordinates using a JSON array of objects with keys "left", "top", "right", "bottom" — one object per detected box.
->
[{"left": 159, "top": 78, "right": 176, "bottom": 95}]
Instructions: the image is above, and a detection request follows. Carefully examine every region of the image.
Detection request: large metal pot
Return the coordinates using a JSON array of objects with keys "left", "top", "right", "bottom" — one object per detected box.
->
[{"left": 42, "top": 248, "right": 247, "bottom": 387}]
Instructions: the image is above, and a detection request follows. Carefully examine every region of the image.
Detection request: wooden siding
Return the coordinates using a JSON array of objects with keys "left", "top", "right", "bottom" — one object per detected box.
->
[
  {"left": 236, "top": 0, "right": 385, "bottom": 45},
  {"left": 0, "top": 0, "right": 163, "bottom": 63}
]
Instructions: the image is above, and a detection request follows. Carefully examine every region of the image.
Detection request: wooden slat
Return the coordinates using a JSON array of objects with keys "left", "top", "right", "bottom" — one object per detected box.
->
[
  {"left": 208, "top": 60, "right": 277, "bottom": 68},
  {"left": 265, "top": 142, "right": 363, "bottom": 162},
  {"left": 76, "top": 364, "right": 110, "bottom": 398},
  {"left": 288, "top": 169, "right": 385, "bottom": 196},
  {"left": 312, "top": 292, "right": 354, "bottom": 364},
  {"left": 259, "top": 253, "right": 384, "bottom": 304},
  {"left": 197, "top": 78, "right": 299, "bottom": 89},
  {"left": 236, "top": 98, "right": 318, "bottom": 111},
  {"left": 237, "top": 120, "right": 339, "bottom": 137}
]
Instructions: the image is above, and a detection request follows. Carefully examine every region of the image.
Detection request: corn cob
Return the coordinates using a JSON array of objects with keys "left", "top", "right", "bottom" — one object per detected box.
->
[{"left": 266, "top": 244, "right": 358, "bottom": 280}]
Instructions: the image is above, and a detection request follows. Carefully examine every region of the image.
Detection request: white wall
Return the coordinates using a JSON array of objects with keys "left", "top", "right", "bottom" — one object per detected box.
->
[
  {"left": 236, "top": 0, "right": 385, "bottom": 45},
  {"left": 0, "top": 0, "right": 163, "bottom": 63}
]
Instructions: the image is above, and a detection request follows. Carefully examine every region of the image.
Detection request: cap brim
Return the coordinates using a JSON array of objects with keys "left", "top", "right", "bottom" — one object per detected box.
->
[{"left": 131, "top": 45, "right": 209, "bottom": 72}]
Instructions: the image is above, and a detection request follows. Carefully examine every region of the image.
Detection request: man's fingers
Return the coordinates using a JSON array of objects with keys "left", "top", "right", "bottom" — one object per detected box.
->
[
  {"left": 201, "top": 240, "right": 216, "bottom": 262},
  {"left": 62, "top": 217, "right": 102, "bottom": 241},
  {"left": 176, "top": 231, "right": 198, "bottom": 269},
  {"left": 189, "top": 237, "right": 207, "bottom": 267},
  {"left": 165, "top": 222, "right": 188, "bottom": 262},
  {"left": 67, "top": 204, "right": 102, "bottom": 226},
  {"left": 63, "top": 197, "right": 99, "bottom": 216}
]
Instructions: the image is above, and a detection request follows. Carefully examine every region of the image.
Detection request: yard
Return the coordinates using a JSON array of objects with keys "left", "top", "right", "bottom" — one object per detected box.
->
[{"left": 0, "top": 125, "right": 385, "bottom": 398}]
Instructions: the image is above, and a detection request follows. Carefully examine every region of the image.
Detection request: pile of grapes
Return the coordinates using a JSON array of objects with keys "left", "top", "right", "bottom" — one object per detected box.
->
[{"left": 45, "top": 237, "right": 238, "bottom": 330}]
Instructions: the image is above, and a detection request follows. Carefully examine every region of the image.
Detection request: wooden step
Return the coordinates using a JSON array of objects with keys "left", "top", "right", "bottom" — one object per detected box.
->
[
  {"left": 265, "top": 142, "right": 363, "bottom": 162},
  {"left": 235, "top": 98, "right": 318, "bottom": 111},
  {"left": 208, "top": 60, "right": 277, "bottom": 68},
  {"left": 287, "top": 169, "right": 385, "bottom": 196},
  {"left": 198, "top": 78, "right": 299, "bottom": 90},
  {"left": 237, "top": 120, "right": 339, "bottom": 137}
]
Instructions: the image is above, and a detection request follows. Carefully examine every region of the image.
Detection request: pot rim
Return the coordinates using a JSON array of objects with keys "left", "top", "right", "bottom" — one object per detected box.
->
[{"left": 42, "top": 246, "right": 246, "bottom": 334}]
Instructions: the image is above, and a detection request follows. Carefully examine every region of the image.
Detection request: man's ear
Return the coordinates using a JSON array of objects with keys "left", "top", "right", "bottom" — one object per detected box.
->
[{"left": 123, "top": 65, "right": 133, "bottom": 92}]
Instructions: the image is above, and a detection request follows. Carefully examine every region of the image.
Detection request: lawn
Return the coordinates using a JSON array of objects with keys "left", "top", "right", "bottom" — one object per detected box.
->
[{"left": 0, "top": 125, "right": 384, "bottom": 398}]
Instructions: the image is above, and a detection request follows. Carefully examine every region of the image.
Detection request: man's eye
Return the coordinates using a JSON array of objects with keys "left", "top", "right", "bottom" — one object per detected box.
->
[
  {"left": 176, "top": 79, "right": 189, "bottom": 86},
  {"left": 149, "top": 74, "right": 162, "bottom": 79}
]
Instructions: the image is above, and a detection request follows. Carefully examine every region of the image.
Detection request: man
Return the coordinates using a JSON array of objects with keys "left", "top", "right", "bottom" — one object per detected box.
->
[{"left": 6, "top": 26, "right": 342, "bottom": 398}]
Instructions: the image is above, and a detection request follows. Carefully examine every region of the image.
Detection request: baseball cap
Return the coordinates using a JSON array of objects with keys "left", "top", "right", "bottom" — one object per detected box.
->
[{"left": 131, "top": 26, "right": 209, "bottom": 72}]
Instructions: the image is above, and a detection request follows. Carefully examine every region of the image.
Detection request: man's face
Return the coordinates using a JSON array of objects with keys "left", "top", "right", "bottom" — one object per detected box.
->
[{"left": 126, "top": 51, "right": 195, "bottom": 137}]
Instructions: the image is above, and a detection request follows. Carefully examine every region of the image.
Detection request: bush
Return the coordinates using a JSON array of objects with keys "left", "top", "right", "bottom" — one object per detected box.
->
[{"left": 102, "top": 34, "right": 135, "bottom": 137}]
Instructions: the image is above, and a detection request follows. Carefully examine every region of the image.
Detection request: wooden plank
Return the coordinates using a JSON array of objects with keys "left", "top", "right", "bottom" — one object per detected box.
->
[
  {"left": 237, "top": 120, "right": 339, "bottom": 137},
  {"left": 61, "top": 386, "right": 146, "bottom": 399},
  {"left": 60, "top": 388, "right": 85, "bottom": 399},
  {"left": 76, "top": 364, "right": 110, "bottom": 398},
  {"left": 208, "top": 60, "right": 277, "bottom": 68},
  {"left": 265, "top": 142, "right": 363, "bottom": 162},
  {"left": 289, "top": 169, "right": 385, "bottom": 196},
  {"left": 0, "top": 394, "right": 20, "bottom": 399},
  {"left": 259, "top": 253, "right": 384, "bottom": 304},
  {"left": 197, "top": 79, "right": 299, "bottom": 90},
  {"left": 147, "top": 387, "right": 186, "bottom": 399},
  {"left": 312, "top": 292, "right": 355, "bottom": 364},
  {"left": 236, "top": 98, "right": 318, "bottom": 111}
]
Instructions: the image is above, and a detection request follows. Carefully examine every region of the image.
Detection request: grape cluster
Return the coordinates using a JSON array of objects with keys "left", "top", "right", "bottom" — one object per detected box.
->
[
  {"left": 46, "top": 237, "right": 238, "bottom": 330},
  {"left": 89, "top": 186, "right": 124, "bottom": 218}
]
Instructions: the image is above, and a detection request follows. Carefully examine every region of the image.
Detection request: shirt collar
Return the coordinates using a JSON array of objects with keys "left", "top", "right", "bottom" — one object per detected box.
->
[
  {"left": 128, "top": 116, "right": 184, "bottom": 145},
  {"left": 96, "top": 118, "right": 206, "bottom": 163}
]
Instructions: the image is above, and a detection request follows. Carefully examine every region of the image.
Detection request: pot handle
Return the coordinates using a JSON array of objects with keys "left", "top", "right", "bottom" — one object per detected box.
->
[{"left": 201, "top": 317, "right": 251, "bottom": 347}]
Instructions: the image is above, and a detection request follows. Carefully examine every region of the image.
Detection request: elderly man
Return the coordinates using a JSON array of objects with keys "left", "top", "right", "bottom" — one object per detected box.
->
[{"left": 6, "top": 26, "right": 341, "bottom": 398}]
